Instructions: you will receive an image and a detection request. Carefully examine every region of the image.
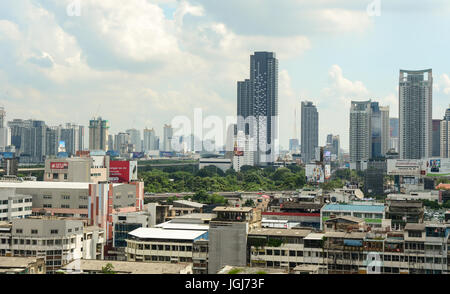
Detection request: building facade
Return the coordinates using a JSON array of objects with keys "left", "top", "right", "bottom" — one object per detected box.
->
[
  {"left": 399, "top": 69, "right": 433, "bottom": 159},
  {"left": 301, "top": 101, "right": 319, "bottom": 164}
]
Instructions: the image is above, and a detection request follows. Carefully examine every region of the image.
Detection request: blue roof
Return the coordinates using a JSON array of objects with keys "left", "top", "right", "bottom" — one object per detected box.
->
[{"left": 322, "top": 204, "right": 385, "bottom": 213}]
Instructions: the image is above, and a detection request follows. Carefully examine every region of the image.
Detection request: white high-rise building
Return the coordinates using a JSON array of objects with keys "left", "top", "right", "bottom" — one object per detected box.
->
[
  {"left": 232, "top": 131, "right": 255, "bottom": 172},
  {"left": 126, "top": 129, "right": 141, "bottom": 152},
  {"left": 399, "top": 69, "right": 433, "bottom": 159},
  {"left": 163, "top": 124, "right": 173, "bottom": 152},
  {"left": 0, "top": 107, "right": 11, "bottom": 152},
  {"left": 143, "top": 128, "right": 158, "bottom": 152}
]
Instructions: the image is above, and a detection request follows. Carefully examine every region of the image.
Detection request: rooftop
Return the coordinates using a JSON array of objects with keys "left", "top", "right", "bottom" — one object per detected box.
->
[
  {"left": 249, "top": 228, "right": 312, "bottom": 238},
  {"left": 304, "top": 233, "right": 325, "bottom": 240},
  {"left": 322, "top": 203, "right": 385, "bottom": 213},
  {"left": 128, "top": 227, "right": 207, "bottom": 241},
  {"left": 213, "top": 206, "right": 253, "bottom": 213},
  {"left": 404, "top": 223, "right": 426, "bottom": 231},
  {"left": 173, "top": 200, "right": 205, "bottom": 208},
  {"left": 155, "top": 222, "right": 209, "bottom": 231},
  {"left": 0, "top": 257, "right": 41, "bottom": 270},
  {"left": 61, "top": 260, "right": 191, "bottom": 274}
]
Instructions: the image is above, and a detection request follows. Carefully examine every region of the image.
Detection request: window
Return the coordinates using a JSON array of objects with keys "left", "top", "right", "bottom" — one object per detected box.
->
[
  {"left": 43, "top": 204, "right": 52, "bottom": 208},
  {"left": 15, "top": 229, "right": 23, "bottom": 234},
  {"left": 51, "top": 229, "right": 58, "bottom": 234},
  {"left": 43, "top": 195, "right": 52, "bottom": 200},
  {"left": 61, "top": 204, "right": 70, "bottom": 209},
  {"left": 61, "top": 195, "right": 70, "bottom": 200},
  {"left": 408, "top": 231, "right": 422, "bottom": 238}
]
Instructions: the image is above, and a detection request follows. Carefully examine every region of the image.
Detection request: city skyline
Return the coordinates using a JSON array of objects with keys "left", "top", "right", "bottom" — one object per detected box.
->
[{"left": 1, "top": 1, "right": 450, "bottom": 151}]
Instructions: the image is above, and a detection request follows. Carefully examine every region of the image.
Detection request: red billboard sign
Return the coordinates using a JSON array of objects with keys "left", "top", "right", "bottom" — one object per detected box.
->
[
  {"left": 109, "top": 161, "right": 131, "bottom": 183},
  {"left": 50, "top": 162, "right": 69, "bottom": 169}
]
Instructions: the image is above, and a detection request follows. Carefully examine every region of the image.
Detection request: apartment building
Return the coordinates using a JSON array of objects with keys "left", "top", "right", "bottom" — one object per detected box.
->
[
  {"left": 248, "top": 228, "right": 312, "bottom": 269},
  {"left": 246, "top": 222, "right": 449, "bottom": 274},
  {"left": 0, "top": 218, "right": 104, "bottom": 273},
  {"left": 0, "top": 188, "right": 33, "bottom": 221},
  {"left": 125, "top": 227, "right": 208, "bottom": 264}
]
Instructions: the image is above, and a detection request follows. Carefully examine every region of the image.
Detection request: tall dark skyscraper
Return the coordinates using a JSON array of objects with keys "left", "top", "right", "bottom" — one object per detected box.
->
[
  {"left": 399, "top": 69, "right": 432, "bottom": 159},
  {"left": 301, "top": 101, "right": 318, "bottom": 164},
  {"left": 432, "top": 119, "right": 441, "bottom": 157},
  {"left": 237, "top": 52, "right": 278, "bottom": 165}
]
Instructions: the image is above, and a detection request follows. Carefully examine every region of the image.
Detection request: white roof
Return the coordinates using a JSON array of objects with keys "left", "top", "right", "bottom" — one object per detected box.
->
[
  {"left": 304, "top": 233, "right": 325, "bottom": 240},
  {"left": 129, "top": 227, "right": 207, "bottom": 240},
  {"left": 173, "top": 200, "right": 205, "bottom": 208},
  {"left": 0, "top": 181, "right": 122, "bottom": 190},
  {"left": 155, "top": 222, "right": 209, "bottom": 231},
  {"left": 0, "top": 181, "right": 89, "bottom": 190}
]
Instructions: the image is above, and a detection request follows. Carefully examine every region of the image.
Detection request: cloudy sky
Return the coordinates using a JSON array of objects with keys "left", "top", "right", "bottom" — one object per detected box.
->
[{"left": 1, "top": 0, "right": 450, "bottom": 151}]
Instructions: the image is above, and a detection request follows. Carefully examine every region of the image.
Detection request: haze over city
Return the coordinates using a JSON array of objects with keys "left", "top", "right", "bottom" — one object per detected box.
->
[{"left": 1, "top": 0, "right": 450, "bottom": 150}]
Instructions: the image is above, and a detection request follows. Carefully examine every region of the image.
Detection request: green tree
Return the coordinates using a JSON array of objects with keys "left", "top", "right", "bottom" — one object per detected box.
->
[{"left": 101, "top": 263, "right": 116, "bottom": 274}]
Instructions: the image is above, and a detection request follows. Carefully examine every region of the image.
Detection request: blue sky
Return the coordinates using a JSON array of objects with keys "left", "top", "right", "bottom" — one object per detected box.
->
[{"left": 0, "top": 0, "right": 449, "bottom": 151}]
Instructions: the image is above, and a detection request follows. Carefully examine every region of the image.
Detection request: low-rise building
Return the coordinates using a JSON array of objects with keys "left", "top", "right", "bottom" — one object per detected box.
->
[
  {"left": 386, "top": 200, "right": 424, "bottom": 230},
  {"left": 60, "top": 259, "right": 193, "bottom": 274},
  {"left": 0, "top": 256, "right": 46, "bottom": 274},
  {"left": 125, "top": 228, "right": 208, "bottom": 264},
  {"left": 321, "top": 202, "right": 386, "bottom": 230}
]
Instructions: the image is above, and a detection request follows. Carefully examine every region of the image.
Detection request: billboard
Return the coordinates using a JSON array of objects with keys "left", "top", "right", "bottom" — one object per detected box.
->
[
  {"left": 387, "top": 159, "right": 426, "bottom": 176},
  {"left": 58, "top": 141, "right": 66, "bottom": 153},
  {"left": 0, "top": 152, "right": 14, "bottom": 159},
  {"left": 109, "top": 161, "right": 138, "bottom": 183},
  {"left": 426, "top": 158, "right": 450, "bottom": 176},
  {"left": 106, "top": 150, "right": 120, "bottom": 157},
  {"left": 132, "top": 152, "right": 145, "bottom": 159},
  {"left": 324, "top": 165, "right": 331, "bottom": 180},
  {"left": 50, "top": 162, "right": 69, "bottom": 169},
  {"left": 306, "top": 164, "right": 325, "bottom": 183}
]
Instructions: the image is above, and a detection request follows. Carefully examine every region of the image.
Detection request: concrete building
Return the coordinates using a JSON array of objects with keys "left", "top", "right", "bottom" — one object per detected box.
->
[
  {"left": 399, "top": 69, "right": 433, "bottom": 159},
  {"left": 207, "top": 207, "right": 261, "bottom": 274},
  {"left": 248, "top": 228, "right": 312, "bottom": 270},
  {"left": 89, "top": 117, "right": 109, "bottom": 151},
  {"left": 432, "top": 119, "right": 442, "bottom": 157},
  {"left": 0, "top": 188, "right": 33, "bottom": 221},
  {"left": 350, "top": 100, "right": 371, "bottom": 163},
  {"left": 44, "top": 155, "right": 109, "bottom": 183},
  {"left": 125, "top": 227, "right": 208, "bottom": 264},
  {"left": 301, "top": 101, "right": 319, "bottom": 164},
  {"left": 61, "top": 259, "right": 193, "bottom": 274},
  {"left": 163, "top": 124, "right": 173, "bottom": 152},
  {"left": 126, "top": 129, "right": 141, "bottom": 152},
  {"left": 232, "top": 131, "right": 255, "bottom": 171},
  {"left": 390, "top": 118, "right": 399, "bottom": 152},
  {"left": 441, "top": 105, "right": 450, "bottom": 158},
  {"left": 9, "top": 218, "right": 85, "bottom": 273},
  {"left": 199, "top": 158, "right": 232, "bottom": 172},
  {"left": 237, "top": 52, "right": 278, "bottom": 165},
  {"left": 60, "top": 123, "right": 83, "bottom": 156},
  {"left": 321, "top": 203, "right": 386, "bottom": 229},
  {"left": 143, "top": 128, "right": 158, "bottom": 152},
  {"left": 381, "top": 106, "right": 390, "bottom": 156},
  {"left": 0, "top": 256, "right": 46, "bottom": 274},
  {"left": 385, "top": 200, "right": 424, "bottom": 230}
]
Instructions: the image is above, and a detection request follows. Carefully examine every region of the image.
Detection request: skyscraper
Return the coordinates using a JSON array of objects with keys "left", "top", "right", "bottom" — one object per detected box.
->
[
  {"left": 89, "top": 117, "right": 109, "bottom": 151},
  {"left": 389, "top": 118, "right": 399, "bottom": 152},
  {"left": 350, "top": 100, "right": 371, "bottom": 163},
  {"left": 250, "top": 52, "right": 278, "bottom": 165},
  {"left": 380, "top": 106, "right": 390, "bottom": 156},
  {"left": 143, "top": 128, "right": 158, "bottom": 151},
  {"left": 399, "top": 69, "right": 433, "bottom": 159},
  {"left": 237, "top": 52, "right": 278, "bottom": 165},
  {"left": 440, "top": 105, "right": 450, "bottom": 158},
  {"left": 432, "top": 119, "right": 442, "bottom": 157},
  {"left": 60, "top": 123, "right": 82, "bottom": 156},
  {"left": 301, "top": 101, "right": 318, "bottom": 163},
  {"left": 163, "top": 124, "right": 173, "bottom": 152},
  {"left": 0, "top": 107, "right": 10, "bottom": 151},
  {"left": 126, "top": 129, "right": 141, "bottom": 152}
]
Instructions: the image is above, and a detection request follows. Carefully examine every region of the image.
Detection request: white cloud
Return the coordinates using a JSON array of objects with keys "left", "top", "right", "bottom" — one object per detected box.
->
[{"left": 440, "top": 74, "right": 450, "bottom": 95}]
